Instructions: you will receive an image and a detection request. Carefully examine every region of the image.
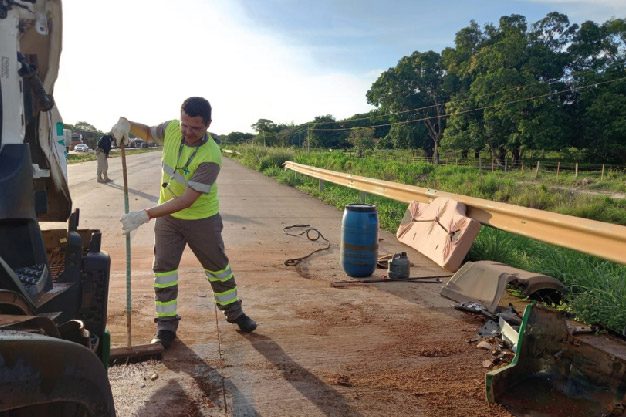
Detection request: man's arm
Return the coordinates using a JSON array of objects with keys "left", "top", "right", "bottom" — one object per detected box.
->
[
  {"left": 125, "top": 120, "right": 153, "bottom": 142},
  {"left": 145, "top": 187, "right": 201, "bottom": 219}
]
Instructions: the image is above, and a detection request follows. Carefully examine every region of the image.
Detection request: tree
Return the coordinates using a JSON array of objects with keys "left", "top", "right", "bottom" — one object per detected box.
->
[
  {"left": 225, "top": 131, "right": 254, "bottom": 145},
  {"left": 251, "top": 119, "right": 277, "bottom": 147},
  {"left": 443, "top": 14, "right": 570, "bottom": 164},
  {"left": 309, "top": 115, "right": 349, "bottom": 149},
  {"left": 367, "top": 50, "right": 448, "bottom": 163},
  {"left": 348, "top": 127, "right": 375, "bottom": 157},
  {"left": 67, "top": 121, "right": 103, "bottom": 149}
]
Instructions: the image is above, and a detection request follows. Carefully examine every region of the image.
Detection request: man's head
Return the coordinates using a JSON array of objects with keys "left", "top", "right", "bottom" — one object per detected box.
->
[{"left": 180, "top": 97, "right": 212, "bottom": 145}]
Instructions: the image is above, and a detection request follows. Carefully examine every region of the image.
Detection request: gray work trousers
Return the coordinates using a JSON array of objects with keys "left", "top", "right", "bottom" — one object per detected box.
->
[
  {"left": 152, "top": 213, "right": 243, "bottom": 332},
  {"left": 96, "top": 149, "right": 108, "bottom": 179}
]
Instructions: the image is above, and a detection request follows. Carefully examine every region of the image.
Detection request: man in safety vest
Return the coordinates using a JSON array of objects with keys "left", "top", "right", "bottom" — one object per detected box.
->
[{"left": 111, "top": 97, "right": 257, "bottom": 348}]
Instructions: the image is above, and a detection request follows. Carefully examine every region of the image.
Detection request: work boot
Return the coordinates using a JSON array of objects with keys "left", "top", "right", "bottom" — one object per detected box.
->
[
  {"left": 228, "top": 313, "right": 257, "bottom": 333},
  {"left": 97, "top": 177, "right": 106, "bottom": 183},
  {"left": 151, "top": 330, "right": 176, "bottom": 348},
  {"left": 103, "top": 177, "right": 113, "bottom": 182}
]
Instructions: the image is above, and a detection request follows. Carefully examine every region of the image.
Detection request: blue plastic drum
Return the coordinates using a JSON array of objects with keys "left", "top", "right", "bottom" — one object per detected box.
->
[{"left": 340, "top": 204, "right": 378, "bottom": 277}]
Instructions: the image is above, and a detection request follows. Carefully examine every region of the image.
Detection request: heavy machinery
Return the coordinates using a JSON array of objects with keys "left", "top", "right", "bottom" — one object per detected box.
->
[{"left": 0, "top": 1, "right": 115, "bottom": 415}]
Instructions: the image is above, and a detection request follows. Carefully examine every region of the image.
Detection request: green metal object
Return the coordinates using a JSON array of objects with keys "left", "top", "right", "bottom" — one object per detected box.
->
[
  {"left": 486, "top": 303, "right": 626, "bottom": 416},
  {"left": 101, "top": 329, "right": 111, "bottom": 371}
]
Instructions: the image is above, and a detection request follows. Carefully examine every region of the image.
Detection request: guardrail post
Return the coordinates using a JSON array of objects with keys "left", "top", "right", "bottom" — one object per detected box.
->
[
  {"left": 359, "top": 191, "right": 367, "bottom": 203},
  {"left": 319, "top": 179, "right": 325, "bottom": 192},
  {"left": 479, "top": 158, "right": 482, "bottom": 170}
]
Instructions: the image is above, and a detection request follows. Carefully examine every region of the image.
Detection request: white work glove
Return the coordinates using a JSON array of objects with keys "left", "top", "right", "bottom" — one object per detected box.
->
[
  {"left": 120, "top": 209, "right": 150, "bottom": 234},
  {"left": 111, "top": 117, "right": 131, "bottom": 147}
]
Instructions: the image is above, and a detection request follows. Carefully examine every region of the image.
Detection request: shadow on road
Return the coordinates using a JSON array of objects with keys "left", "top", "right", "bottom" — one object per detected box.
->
[
  {"left": 103, "top": 182, "right": 160, "bottom": 203},
  {"left": 246, "top": 333, "right": 363, "bottom": 417},
  {"left": 135, "top": 340, "right": 258, "bottom": 417},
  {"left": 222, "top": 212, "right": 262, "bottom": 225}
]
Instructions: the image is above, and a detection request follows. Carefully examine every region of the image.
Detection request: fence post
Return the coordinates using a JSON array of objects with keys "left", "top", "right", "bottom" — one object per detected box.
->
[
  {"left": 491, "top": 157, "right": 494, "bottom": 172},
  {"left": 601, "top": 164, "right": 605, "bottom": 181},
  {"left": 505, "top": 159, "right": 508, "bottom": 172},
  {"left": 556, "top": 161, "right": 560, "bottom": 177},
  {"left": 521, "top": 160, "right": 524, "bottom": 173},
  {"left": 575, "top": 163, "right": 578, "bottom": 179},
  {"left": 479, "top": 158, "right": 482, "bottom": 170},
  {"left": 535, "top": 161, "right": 540, "bottom": 180}
]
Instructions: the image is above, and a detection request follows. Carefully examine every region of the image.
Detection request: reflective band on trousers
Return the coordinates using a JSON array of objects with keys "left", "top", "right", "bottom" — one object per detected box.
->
[
  {"left": 214, "top": 288, "right": 239, "bottom": 306},
  {"left": 156, "top": 299, "right": 177, "bottom": 316},
  {"left": 154, "top": 270, "right": 178, "bottom": 288},
  {"left": 205, "top": 266, "right": 233, "bottom": 282}
]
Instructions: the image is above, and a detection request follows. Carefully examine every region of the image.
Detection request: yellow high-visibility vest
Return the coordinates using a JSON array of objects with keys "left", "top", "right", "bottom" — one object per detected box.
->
[{"left": 159, "top": 120, "right": 221, "bottom": 219}]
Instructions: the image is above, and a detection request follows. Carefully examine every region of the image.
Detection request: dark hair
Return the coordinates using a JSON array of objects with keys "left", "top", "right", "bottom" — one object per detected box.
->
[{"left": 181, "top": 97, "right": 212, "bottom": 125}]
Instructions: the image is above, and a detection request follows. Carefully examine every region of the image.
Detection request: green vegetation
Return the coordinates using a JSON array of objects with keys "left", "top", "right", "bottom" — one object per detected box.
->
[
  {"left": 222, "top": 13, "right": 626, "bottom": 169},
  {"left": 226, "top": 145, "right": 626, "bottom": 335},
  {"left": 67, "top": 148, "right": 161, "bottom": 164}
]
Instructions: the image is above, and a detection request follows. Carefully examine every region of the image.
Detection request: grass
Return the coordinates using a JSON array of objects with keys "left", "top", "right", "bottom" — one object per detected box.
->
[
  {"left": 67, "top": 147, "right": 160, "bottom": 164},
  {"left": 226, "top": 145, "right": 626, "bottom": 335}
]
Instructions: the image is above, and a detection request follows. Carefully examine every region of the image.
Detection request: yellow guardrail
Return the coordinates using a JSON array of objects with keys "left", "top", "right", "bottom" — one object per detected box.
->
[{"left": 284, "top": 161, "right": 626, "bottom": 266}]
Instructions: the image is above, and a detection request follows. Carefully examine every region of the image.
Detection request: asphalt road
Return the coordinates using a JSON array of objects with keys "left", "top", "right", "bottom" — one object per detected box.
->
[{"left": 62, "top": 152, "right": 511, "bottom": 417}]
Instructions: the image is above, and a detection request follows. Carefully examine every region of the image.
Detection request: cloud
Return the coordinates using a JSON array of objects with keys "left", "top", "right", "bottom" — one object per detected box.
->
[{"left": 53, "top": 0, "right": 375, "bottom": 134}]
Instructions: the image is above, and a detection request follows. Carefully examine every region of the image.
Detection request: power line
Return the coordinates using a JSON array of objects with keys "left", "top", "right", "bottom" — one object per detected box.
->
[
  {"left": 310, "top": 75, "right": 626, "bottom": 132},
  {"left": 310, "top": 76, "right": 572, "bottom": 127}
]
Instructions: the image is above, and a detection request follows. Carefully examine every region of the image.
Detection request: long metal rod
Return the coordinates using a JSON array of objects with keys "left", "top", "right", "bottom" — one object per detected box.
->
[
  {"left": 120, "top": 141, "right": 132, "bottom": 349},
  {"left": 284, "top": 161, "right": 626, "bottom": 266}
]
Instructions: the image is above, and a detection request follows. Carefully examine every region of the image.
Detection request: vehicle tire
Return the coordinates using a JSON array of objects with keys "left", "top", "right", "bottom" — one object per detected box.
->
[{"left": 0, "top": 331, "right": 115, "bottom": 416}]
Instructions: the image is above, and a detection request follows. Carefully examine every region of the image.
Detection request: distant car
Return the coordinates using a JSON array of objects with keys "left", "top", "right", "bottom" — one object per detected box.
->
[{"left": 74, "top": 144, "right": 88, "bottom": 152}]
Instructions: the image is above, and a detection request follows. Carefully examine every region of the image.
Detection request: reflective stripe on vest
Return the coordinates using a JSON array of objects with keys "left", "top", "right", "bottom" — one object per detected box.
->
[
  {"left": 154, "top": 270, "right": 179, "bottom": 288},
  {"left": 214, "top": 288, "right": 238, "bottom": 306},
  {"left": 162, "top": 162, "right": 188, "bottom": 186},
  {"left": 156, "top": 299, "right": 177, "bottom": 316},
  {"left": 205, "top": 266, "right": 233, "bottom": 282}
]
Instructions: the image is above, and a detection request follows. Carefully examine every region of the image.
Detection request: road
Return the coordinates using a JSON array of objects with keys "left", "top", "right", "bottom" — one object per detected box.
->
[{"left": 63, "top": 152, "right": 512, "bottom": 417}]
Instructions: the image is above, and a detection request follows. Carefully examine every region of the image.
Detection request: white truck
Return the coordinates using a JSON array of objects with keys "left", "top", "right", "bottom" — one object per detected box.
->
[{"left": 0, "top": 1, "right": 115, "bottom": 415}]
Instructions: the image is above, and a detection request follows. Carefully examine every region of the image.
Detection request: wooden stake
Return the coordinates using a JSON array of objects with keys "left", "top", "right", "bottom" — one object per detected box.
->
[
  {"left": 601, "top": 164, "right": 605, "bottom": 181},
  {"left": 556, "top": 161, "right": 560, "bottom": 177},
  {"left": 535, "top": 161, "right": 540, "bottom": 180},
  {"left": 575, "top": 163, "right": 578, "bottom": 179}
]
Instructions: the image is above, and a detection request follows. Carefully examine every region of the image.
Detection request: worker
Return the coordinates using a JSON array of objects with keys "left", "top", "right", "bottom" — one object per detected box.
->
[
  {"left": 96, "top": 133, "right": 114, "bottom": 183},
  {"left": 111, "top": 97, "right": 257, "bottom": 349}
]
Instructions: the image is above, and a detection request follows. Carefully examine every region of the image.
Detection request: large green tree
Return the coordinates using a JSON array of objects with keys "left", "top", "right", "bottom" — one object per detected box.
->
[
  {"left": 443, "top": 14, "right": 570, "bottom": 165},
  {"left": 367, "top": 50, "right": 448, "bottom": 162}
]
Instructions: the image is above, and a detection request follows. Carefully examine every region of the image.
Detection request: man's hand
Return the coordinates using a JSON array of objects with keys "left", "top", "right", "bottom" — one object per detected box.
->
[
  {"left": 120, "top": 209, "right": 150, "bottom": 234},
  {"left": 112, "top": 117, "right": 131, "bottom": 146}
]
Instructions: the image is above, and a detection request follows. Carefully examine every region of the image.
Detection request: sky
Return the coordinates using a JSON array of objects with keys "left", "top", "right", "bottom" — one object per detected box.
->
[{"left": 54, "top": 0, "right": 626, "bottom": 135}]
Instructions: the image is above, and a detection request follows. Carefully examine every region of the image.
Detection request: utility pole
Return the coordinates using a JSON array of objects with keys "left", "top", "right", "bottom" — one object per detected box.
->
[{"left": 307, "top": 127, "right": 310, "bottom": 154}]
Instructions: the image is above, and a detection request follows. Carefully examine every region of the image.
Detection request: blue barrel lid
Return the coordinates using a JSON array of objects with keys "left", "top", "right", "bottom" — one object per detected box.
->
[{"left": 345, "top": 203, "right": 377, "bottom": 212}]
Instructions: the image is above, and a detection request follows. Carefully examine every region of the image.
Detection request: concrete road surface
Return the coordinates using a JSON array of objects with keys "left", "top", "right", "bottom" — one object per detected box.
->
[{"left": 62, "top": 152, "right": 511, "bottom": 417}]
